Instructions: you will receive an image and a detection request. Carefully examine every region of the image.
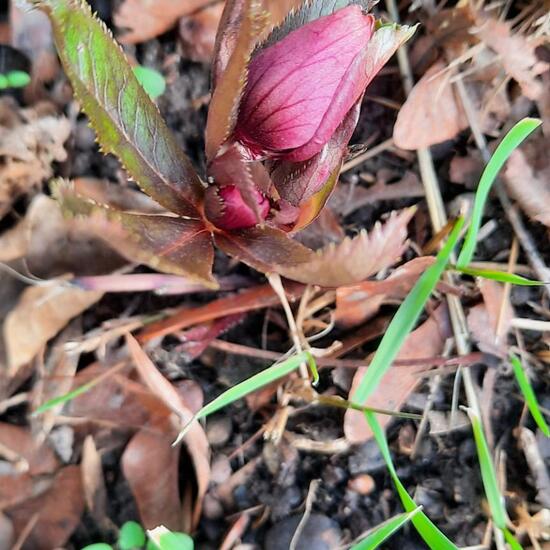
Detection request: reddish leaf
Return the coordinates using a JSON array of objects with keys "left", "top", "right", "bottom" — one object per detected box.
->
[
  {"left": 5, "top": 465, "right": 85, "bottom": 550},
  {"left": 206, "top": 0, "right": 268, "bottom": 160},
  {"left": 139, "top": 282, "right": 305, "bottom": 342},
  {"left": 344, "top": 305, "right": 451, "bottom": 443},
  {"left": 53, "top": 180, "right": 216, "bottom": 287}
]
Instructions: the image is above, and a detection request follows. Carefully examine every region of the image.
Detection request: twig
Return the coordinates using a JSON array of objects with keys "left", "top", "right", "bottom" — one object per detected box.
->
[
  {"left": 510, "top": 318, "right": 550, "bottom": 332},
  {"left": 289, "top": 479, "right": 320, "bottom": 550}
]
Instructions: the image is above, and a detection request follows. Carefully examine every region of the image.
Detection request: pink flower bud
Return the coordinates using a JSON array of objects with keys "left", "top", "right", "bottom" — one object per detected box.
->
[
  {"left": 208, "top": 185, "right": 270, "bottom": 230},
  {"left": 236, "top": 6, "right": 375, "bottom": 163}
]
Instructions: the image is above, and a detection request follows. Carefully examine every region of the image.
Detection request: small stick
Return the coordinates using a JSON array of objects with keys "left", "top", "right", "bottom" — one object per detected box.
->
[{"left": 289, "top": 479, "right": 320, "bottom": 550}]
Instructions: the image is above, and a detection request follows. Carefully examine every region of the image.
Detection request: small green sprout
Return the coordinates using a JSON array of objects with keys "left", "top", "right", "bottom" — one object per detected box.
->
[
  {"left": 132, "top": 66, "right": 166, "bottom": 99},
  {"left": 0, "top": 70, "right": 31, "bottom": 90}
]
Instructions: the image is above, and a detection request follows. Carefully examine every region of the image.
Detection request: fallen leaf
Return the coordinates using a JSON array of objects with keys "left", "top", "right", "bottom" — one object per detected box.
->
[
  {"left": 114, "top": 0, "right": 214, "bottom": 44},
  {"left": 3, "top": 284, "right": 102, "bottom": 376},
  {"left": 179, "top": 3, "right": 225, "bottom": 63},
  {"left": 81, "top": 436, "right": 108, "bottom": 522},
  {"left": 344, "top": 305, "right": 451, "bottom": 443},
  {"left": 0, "top": 195, "right": 123, "bottom": 278},
  {"left": 504, "top": 135, "right": 550, "bottom": 228},
  {"left": 4, "top": 465, "right": 85, "bottom": 550},
  {"left": 0, "top": 99, "right": 70, "bottom": 219},
  {"left": 467, "top": 278, "right": 513, "bottom": 356},
  {"left": 475, "top": 15, "right": 548, "bottom": 101},
  {"left": 126, "top": 335, "right": 210, "bottom": 529},
  {"left": 393, "top": 60, "right": 468, "bottom": 150},
  {"left": 329, "top": 171, "right": 424, "bottom": 217},
  {"left": 336, "top": 257, "right": 436, "bottom": 327},
  {"left": 121, "top": 420, "right": 182, "bottom": 532}
]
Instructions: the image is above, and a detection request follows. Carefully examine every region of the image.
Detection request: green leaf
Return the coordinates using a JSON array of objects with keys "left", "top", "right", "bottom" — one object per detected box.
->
[
  {"left": 350, "top": 508, "right": 422, "bottom": 550},
  {"left": 351, "top": 217, "right": 465, "bottom": 405},
  {"left": 37, "top": 0, "right": 204, "bottom": 218},
  {"left": 118, "top": 521, "right": 146, "bottom": 550},
  {"left": 80, "top": 544, "right": 113, "bottom": 550},
  {"left": 132, "top": 66, "right": 166, "bottom": 99},
  {"left": 174, "top": 352, "right": 309, "bottom": 445},
  {"left": 463, "top": 407, "right": 507, "bottom": 530},
  {"left": 452, "top": 265, "right": 544, "bottom": 286},
  {"left": 457, "top": 118, "right": 542, "bottom": 268},
  {"left": 6, "top": 70, "right": 31, "bottom": 88},
  {"left": 147, "top": 527, "right": 194, "bottom": 550},
  {"left": 52, "top": 180, "right": 216, "bottom": 287},
  {"left": 510, "top": 354, "right": 550, "bottom": 437},
  {"left": 364, "top": 412, "right": 458, "bottom": 549}
]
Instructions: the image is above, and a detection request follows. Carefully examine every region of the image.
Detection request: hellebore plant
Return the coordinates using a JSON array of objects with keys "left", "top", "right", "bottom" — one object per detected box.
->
[{"left": 38, "top": 0, "right": 416, "bottom": 288}]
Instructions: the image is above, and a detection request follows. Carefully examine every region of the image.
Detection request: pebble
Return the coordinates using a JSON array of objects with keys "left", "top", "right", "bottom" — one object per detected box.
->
[
  {"left": 210, "top": 454, "right": 232, "bottom": 484},
  {"left": 264, "top": 514, "right": 341, "bottom": 550},
  {"left": 347, "top": 474, "right": 376, "bottom": 495},
  {"left": 206, "top": 415, "right": 232, "bottom": 447}
]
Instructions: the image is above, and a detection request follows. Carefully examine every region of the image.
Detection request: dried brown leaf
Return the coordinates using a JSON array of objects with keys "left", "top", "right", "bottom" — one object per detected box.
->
[
  {"left": 114, "top": 0, "right": 214, "bottom": 44},
  {"left": 282, "top": 208, "right": 415, "bottom": 286},
  {"left": 3, "top": 284, "right": 102, "bottom": 377},
  {"left": 504, "top": 135, "right": 550, "bottom": 228},
  {"left": 179, "top": 3, "right": 225, "bottom": 63},
  {"left": 336, "top": 256, "right": 436, "bottom": 327},
  {"left": 475, "top": 15, "right": 548, "bottom": 101},
  {"left": 393, "top": 60, "right": 468, "bottom": 150},
  {"left": 81, "top": 436, "right": 108, "bottom": 521},
  {"left": 126, "top": 335, "right": 210, "bottom": 529},
  {"left": 344, "top": 305, "right": 451, "bottom": 443},
  {"left": 467, "top": 279, "right": 513, "bottom": 356},
  {"left": 4, "top": 465, "right": 84, "bottom": 550},
  {"left": 0, "top": 194, "right": 125, "bottom": 278},
  {"left": 0, "top": 100, "right": 70, "bottom": 219}
]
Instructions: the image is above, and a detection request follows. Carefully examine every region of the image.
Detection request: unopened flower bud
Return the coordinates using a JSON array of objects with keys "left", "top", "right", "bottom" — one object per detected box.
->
[
  {"left": 235, "top": 6, "right": 375, "bottom": 163},
  {"left": 207, "top": 185, "right": 270, "bottom": 230}
]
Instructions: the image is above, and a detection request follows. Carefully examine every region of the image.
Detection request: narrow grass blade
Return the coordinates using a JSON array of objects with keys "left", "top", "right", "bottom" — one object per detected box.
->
[
  {"left": 457, "top": 118, "right": 542, "bottom": 268},
  {"left": 452, "top": 265, "right": 544, "bottom": 287},
  {"left": 352, "top": 217, "right": 465, "bottom": 405},
  {"left": 504, "top": 527, "right": 523, "bottom": 550},
  {"left": 32, "top": 361, "right": 126, "bottom": 416},
  {"left": 365, "top": 412, "right": 458, "bottom": 550},
  {"left": 351, "top": 508, "right": 422, "bottom": 550},
  {"left": 174, "top": 352, "right": 309, "bottom": 445},
  {"left": 463, "top": 407, "right": 507, "bottom": 529},
  {"left": 510, "top": 354, "right": 550, "bottom": 437}
]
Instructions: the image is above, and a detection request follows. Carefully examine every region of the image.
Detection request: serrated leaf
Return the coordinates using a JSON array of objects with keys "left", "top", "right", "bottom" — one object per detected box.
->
[
  {"left": 215, "top": 208, "right": 412, "bottom": 286},
  {"left": 52, "top": 180, "right": 216, "bottom": 287},
  {"left": 38, "top": 0, "right": 204, "bottom": 218},
  {"left": 285, "top": 208, "right": 414, "bottom": 286},
  {"left": 206, "top": 0, "right": 268, "bottom": 161}
]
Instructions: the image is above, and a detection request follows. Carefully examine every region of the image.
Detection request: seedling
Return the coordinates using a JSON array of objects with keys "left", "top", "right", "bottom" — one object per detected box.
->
[{"left": 0, "top": 70, "right": 31, "bottom": 90}]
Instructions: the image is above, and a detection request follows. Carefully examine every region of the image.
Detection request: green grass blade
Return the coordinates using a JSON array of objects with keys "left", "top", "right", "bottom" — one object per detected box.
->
[
  {"left": 457, "top": 118, "right": 542, "bottom": 268},
  {"left": 510, "top": 354, "right": 550, "bottom": 437},
  {"left": 452, "top": 265, "right": 544, "bottom": 286},
  {"left": 464, "top": 407, "right": 507, "bottom": 529},
  {"left": 365, "top": 412, "right": 459, "bottom": 550},
  {"left": 174, "top": 352, "right": 309, "bottom": 445},
  {"left": 33, "top": 362, "right": 126, "bottom": 416},
  {"left": 504, "top": 528, "right": 523, "bottom": 550},
  {"left": 351, "top": 508, "right": 422, "bottom": 550},
  {"left": 352, "top": 217, "right": 465, "bottom": 405}
]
